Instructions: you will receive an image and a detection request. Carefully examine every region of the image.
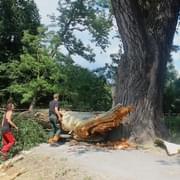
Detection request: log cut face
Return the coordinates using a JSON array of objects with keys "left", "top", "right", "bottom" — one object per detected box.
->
[{"left": 73, "top": 104, "right": 134, "bottom": 141}]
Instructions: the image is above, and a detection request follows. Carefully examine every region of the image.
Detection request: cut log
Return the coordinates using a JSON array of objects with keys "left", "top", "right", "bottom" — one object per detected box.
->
[
  {"left": 18, "top": 104, "right": 134, "bottom": 142},
  {"left": 73, "top": 104, "right": 134, "bottom": 141},
  {"left": 61, "top": 110, "right": 102, "bottom": 132},
  {"left": 18, "top": 111, "right": 51, "bottom": 129}
]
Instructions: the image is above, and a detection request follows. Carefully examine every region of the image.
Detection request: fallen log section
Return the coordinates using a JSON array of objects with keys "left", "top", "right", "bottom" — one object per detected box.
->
[
  {"left": 19, "top": 104, "right": 134, "bottom": 142},
  {"left": 73, "top": 104, "right": 134, "bottom": 141}
]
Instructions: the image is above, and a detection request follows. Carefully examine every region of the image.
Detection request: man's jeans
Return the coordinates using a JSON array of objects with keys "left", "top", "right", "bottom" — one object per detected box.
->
[{"left": 49, "top": 114, "right": 61, "bottom": 137}]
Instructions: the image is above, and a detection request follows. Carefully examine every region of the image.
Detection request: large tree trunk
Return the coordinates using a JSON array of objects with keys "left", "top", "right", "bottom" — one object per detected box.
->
[{"left": 111, "top": 0, "right": 180, "bottom": 143}]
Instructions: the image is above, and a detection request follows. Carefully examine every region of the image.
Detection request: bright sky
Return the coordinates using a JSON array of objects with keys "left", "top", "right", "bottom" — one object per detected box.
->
[{"left": 34, "top": 0, "right": 180, "bottom": 74}]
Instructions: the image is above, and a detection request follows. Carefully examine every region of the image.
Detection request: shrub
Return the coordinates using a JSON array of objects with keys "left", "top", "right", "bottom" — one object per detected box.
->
[
  {"left": 165, "top": 116, "right": 180, "bottom": 133},
  {"left": 164, "top": 116, "right": 180, "bottom": 143}
]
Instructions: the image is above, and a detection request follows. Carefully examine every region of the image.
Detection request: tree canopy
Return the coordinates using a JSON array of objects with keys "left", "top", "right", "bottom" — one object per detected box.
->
[
  {"left": 49, "top": 0, "right": 113, "bottom": 61},
  {"left": 0, "top": 0, "right": 40, "bottom": 62},
  {"left": 0, "top": 0, "right": 179, "bottom": 118}
]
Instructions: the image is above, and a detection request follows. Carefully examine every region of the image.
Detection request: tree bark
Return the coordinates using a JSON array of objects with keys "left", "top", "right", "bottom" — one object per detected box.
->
[
  {"left": 74, "top": 104, "right": 133, "bottom": 141},
  {"left": 111, "top": 0, "right": 180, "bottom": 143}
]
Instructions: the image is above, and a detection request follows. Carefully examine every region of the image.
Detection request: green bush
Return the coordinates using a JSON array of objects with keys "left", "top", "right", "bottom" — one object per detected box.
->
[
  {"left": 165, "top": 116, "right": 180, "bottom": 133},
  {"left": 0, "top": 114, "right": 47, "bottom": 161},
  {"left": 164, "top": 116, "right": 180, "bottom": 143}
]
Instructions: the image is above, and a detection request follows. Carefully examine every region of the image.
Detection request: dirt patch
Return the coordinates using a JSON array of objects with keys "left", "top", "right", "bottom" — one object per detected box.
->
[
  {"left": 0, "top": 143, "right": 104, "bottom": 180},
  {"left": 0, "top": 142, "right": 180, "bottom": 180}
]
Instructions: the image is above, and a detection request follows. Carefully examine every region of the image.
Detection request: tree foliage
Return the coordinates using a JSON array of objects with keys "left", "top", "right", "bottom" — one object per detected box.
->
[
  {"left": 0, "top": 0, "right": 113, "bottom": 111},
  {"left": 6, "top": 28, "right": 62, "bottom": 107},
  {"left": 163, "top": 62, "right": 179, "bottom": 113},
  {"left": 1, "top": 0, "right": 178, "bottom": 115},
  {"left": 50, "top": 0, "right": 113, "bottom": 62},
  {"left": 0, "top": 0, "right": 40, "bottom": 97},
  {"left": 0, "top": 0, "right": 40, "bottom": 62},
  {"left": 59, "top": 62, "right": 112, "bottom": 111},
  {"left": 1, "top": 27, "right": 111, "bottom": 111}
]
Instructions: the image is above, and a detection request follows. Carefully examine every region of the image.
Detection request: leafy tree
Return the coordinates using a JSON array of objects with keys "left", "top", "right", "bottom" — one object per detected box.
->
[
  {"left": 0, "top": 0, "right": 40, "bottom": 99},
  {"left": 49, "top": 0, "right": 113, "bottom": 62},
  {"left": 59, "top": 62, "right": 112, "bottom": 111},
  {"left": 174, "top": 78, "right": 180, "bottom": 113},
  {"left": 0, "top": 0, "right": 40, "bottom": 62},
  {"left": 3, "top": 27, "right": 111, "bottom": 111},
  {"left": 6, "top": 28, "right": 62, "bottom": 110},
  {"left": 163, "top": 62, "right": 178, "bottom": 113},
  {"left": 111, "top": 0, "right": 180, "bottom": 142}
]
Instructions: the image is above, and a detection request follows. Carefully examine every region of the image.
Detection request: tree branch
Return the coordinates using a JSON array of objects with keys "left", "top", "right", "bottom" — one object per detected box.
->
[{"left": 69, "top": 27, "right": 88, "bottom": 31}]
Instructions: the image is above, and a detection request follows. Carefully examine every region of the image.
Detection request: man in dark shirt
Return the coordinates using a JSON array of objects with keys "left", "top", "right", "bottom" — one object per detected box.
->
[{"left": 48, "top": 94, "right": 62, "bottom": 144}]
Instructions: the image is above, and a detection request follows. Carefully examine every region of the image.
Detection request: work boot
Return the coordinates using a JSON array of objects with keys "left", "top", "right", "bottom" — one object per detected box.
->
[
  {"left": 48, "top": 137, "right": 54, "bottom": 144},
  {"left": 52, "top": 135, "right": 60, "bottom": 143}
]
